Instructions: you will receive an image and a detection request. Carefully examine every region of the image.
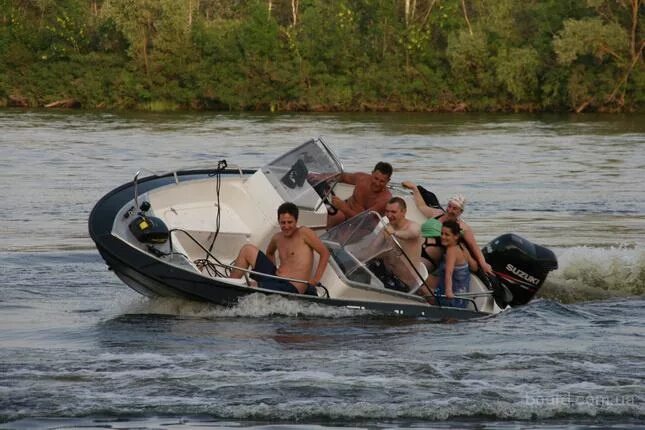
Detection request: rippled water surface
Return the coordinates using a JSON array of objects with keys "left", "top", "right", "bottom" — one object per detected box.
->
[{"left": 1, "top": 111, "right": 644, "bottom": 429}]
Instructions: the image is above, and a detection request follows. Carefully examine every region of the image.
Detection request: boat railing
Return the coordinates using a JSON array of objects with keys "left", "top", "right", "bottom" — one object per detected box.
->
[
  {"left": 388, "top": 183, "right": 411, "bottom": 195},
  {"left": 132, "top": 163, "right": 246, "bottom": 211},
  {"left": 166, "top": 228, "right": 323, "bottom": 294}
]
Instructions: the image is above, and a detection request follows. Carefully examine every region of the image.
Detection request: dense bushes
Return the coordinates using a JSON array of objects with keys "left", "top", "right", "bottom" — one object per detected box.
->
[{"left": 0, "top": 0, "right": 642, "bottom": 112}]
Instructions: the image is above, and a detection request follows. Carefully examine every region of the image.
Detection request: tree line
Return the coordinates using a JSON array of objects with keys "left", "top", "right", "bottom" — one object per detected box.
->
[{"left": 0, "top": 0, "right": 642, "bottom": 112}]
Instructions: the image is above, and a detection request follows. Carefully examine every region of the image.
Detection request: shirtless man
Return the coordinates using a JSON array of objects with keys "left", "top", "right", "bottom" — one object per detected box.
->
[
  {"left": 327, "top": 161, "right": 393, "bottom": 228},
  {"left": 401, "top": 181, "right": 493, "bottom": 275},
  {"left": 380, "top": 197, "right": 422, "bottom": 290},
  {"left": 230, "top": 202, "right": 330, "bottom": 295}
]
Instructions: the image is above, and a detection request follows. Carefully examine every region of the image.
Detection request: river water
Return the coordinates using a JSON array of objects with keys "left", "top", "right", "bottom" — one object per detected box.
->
[{"left": 1, "top": 111, "right": 644, "bottom": 429}]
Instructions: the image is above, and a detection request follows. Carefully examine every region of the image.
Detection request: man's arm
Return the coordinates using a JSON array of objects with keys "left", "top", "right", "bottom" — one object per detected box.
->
[
  {"left": 302, "top": 228, "right": 330, "bottom": 286},
  {"left": 331, "top": 172, "right": 371, "bottom": 218},
  {"left": 330, "top": 195, "right": 358, "bottom": 218},
  {"left": 265, "top": 235, "right": 278, "bottom": 265},
  {"left": 390, "top": 221, "right": 420, "bottom": 240},
  {"left": 338, "top": 171, "right": 363, "bottom": 185},
  {"left": 333, "top": 189, "right": 392, "bottom": 218}
]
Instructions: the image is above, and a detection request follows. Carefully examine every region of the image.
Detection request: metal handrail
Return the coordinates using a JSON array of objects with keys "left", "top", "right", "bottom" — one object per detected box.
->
[
  {"left": 133, "top": 168, "right": 164, "bottom": 211},
  {"left": 451, "top": 291, "right": 494, "bottom": 298},
  {"left": 168, "top": 228, "right": 313, "bottom": 286},
  {"left": 132, "top": 162, "right": 246, "bottom": 211}
]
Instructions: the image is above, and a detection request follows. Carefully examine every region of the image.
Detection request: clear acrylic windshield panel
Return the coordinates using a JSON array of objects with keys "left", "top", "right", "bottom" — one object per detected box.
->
[
  {"left": 320, "top": 211, "right": 394, "bottom": 278},
  {"left": 262, "top": 138, "right": 342, "bottom": 210}
]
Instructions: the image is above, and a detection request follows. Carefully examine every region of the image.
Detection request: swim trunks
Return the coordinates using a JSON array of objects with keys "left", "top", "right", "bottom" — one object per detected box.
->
[{"left": 251, "top": 251, "right": 316, "bottom": 295}]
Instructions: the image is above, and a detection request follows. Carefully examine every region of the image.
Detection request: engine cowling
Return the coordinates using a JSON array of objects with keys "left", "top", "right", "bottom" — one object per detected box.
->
[{"left": 483, "top": 234, "right": 558, "bottom": 306}]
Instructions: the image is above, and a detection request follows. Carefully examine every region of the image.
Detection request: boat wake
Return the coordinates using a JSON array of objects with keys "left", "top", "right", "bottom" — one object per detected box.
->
[
  {"left": 122, "top": 293, "right": 372, "bottom": 319},
  {"left": 539, "top": 245, "right": 645, "bottom": 303}
]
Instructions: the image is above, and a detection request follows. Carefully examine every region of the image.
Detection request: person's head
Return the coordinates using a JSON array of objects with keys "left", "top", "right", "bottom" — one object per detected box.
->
[
  {"left": 384, "top": 197, "right": 406, "bottom": 225},
  {"left": 445, "top": 194, "right": 465, "bottom": 219},
  {"left": 277, "top": 202, "right": 299, "bottom": 236},
  {"left": 440, "top": 219, "right": 461, "bottom": 247},
  {"left": 370, "top": 161, "right": 393, "bottom": 193}
]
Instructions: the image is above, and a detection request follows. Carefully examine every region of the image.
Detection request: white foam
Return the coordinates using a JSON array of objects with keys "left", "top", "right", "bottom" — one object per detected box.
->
[
  {"left": 539, "top": 245, "right": 645, "bottom": 303},
  {"left": 121, "top": 293, "right": 371, "bottom": 319}
]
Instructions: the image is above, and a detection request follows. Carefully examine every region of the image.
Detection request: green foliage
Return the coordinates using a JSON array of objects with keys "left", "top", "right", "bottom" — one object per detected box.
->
[
  {"left": 553, "top": 14, "right": 639, "bottom": 111},
  {"left": 554, "top": 18, "right": 628, "bottom": 65},
  {"left": 1, "top": 0, "right": 641, "bottom": 111},
  {"left": 495, "top": 47, "right": 541, "bottom": 103},
  {"left": 446, "top": 30, "right": 497, "bottom": 103}
]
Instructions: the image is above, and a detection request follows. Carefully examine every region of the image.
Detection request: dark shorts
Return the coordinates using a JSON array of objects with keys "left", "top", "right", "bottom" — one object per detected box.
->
[{"left": 251, "top": 251, "right": 317, "bottom": 296}]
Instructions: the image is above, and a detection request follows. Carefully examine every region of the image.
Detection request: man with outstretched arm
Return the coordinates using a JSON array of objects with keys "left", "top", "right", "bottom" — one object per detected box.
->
[
  {"left": 230, "top": 202, "right": 330, "bottom": 295},
  {"left": 327, "top": 161, "right": 393, "bottom": 228}
]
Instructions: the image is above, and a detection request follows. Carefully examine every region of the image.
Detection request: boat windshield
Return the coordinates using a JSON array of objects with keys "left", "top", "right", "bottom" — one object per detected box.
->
[
  {"left": 262, "top": 138, "right": 343, "bottom": 211},
  {"left": 320, "top": 211, "right": 394, "bottom": 279}
]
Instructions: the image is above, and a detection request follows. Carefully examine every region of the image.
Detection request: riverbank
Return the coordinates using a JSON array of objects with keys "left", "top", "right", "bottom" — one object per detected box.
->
[{"left": 2, "top": 1, "right": 642, "bottom": 114}]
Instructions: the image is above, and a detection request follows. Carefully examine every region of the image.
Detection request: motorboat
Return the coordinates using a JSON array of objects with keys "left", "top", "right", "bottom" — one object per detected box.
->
[{"left": 88, "top": 138, "right": 558, "bottom": 320}]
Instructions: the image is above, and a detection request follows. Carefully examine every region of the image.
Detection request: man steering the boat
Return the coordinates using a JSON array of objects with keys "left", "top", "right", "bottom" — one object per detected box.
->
[
  {"left": 229, "top": 202, "right": 330, "bottom": 295},
  {"left": 327, "top": 161, "right": 393, "bottom": 228}
]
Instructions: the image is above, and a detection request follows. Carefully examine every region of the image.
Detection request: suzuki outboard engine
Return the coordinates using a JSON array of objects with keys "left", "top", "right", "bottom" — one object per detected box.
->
[{"left": 483, "top": 234, "right": 558, "bottom": 306}]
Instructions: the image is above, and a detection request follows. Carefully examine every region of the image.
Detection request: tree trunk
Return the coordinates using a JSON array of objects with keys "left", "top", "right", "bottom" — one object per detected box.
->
[
  {"left": 188, "top": 0, "right": 193, "bottom": 28},
  {"left": 291, "top": 0, "right": 299, "bottom": 27},
  {"left": 8, "top": 95, "right": 29, "bottom": 107},
  {"left": 461, "top": 0, "right": 473, "bottom": 36},
  {"left": 45, "top": 99, "right": 80, "bottom": 108},
  {"left": 629, "top": 0, "right": 640, "bottom": 59},
  {"left": 143, "top": 33, "right": 149, "bottom": 78}
]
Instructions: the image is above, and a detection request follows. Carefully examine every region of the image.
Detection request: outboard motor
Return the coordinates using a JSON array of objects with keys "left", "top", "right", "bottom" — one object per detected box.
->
[{"left": 483, "top": 234, "right": 558, "bottom": 306}]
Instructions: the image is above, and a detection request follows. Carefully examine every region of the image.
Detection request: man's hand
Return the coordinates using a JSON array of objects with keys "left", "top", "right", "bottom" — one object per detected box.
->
[
  {"left": 331, "top": 195, "right": 344, "bottom": 208},
  {"left": 384, "top": 225, "right": 395, "bottom": 236}
]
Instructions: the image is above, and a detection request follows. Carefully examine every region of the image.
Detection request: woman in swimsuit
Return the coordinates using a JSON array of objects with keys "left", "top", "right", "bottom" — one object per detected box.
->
[{"left": 424, "top": 220, "right": 476, "bottom": 308}]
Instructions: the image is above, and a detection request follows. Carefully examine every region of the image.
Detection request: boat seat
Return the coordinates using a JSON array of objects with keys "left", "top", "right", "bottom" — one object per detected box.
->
[
  {"left": 415, "top": 262, "right": 429, "bottom": 285},
  {"left": 161, "top": 202, "right": 252, "bottom": 237},
  {"left": 409, "top": 262, "right": 429, "bottom": 295}
]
